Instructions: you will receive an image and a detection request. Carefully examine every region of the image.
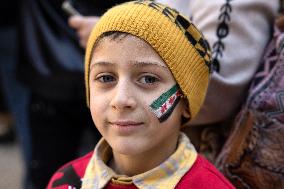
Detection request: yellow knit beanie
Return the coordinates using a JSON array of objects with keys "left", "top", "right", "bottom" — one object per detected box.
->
[{"left": 85, "top": 1, "right": 212, "bottom": 119}]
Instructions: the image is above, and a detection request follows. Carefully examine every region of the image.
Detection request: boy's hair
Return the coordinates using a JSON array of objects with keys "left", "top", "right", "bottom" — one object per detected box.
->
[{"left": 85, "top": 0, "right": 212, "bottom": 120}]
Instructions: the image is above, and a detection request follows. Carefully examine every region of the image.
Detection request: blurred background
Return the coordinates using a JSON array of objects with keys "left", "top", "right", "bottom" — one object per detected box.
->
[
  {"left": 0, "top": 0, "right": 25, "bottom": 188},
  {"left": 0, "top": 141, "right": 23, "bottom": 188}
]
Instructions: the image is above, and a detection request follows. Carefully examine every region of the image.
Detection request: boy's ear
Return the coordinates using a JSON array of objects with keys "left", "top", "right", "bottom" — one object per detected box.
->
[{"left": 181, "top": 99, "right": 191, "bottom": 119}]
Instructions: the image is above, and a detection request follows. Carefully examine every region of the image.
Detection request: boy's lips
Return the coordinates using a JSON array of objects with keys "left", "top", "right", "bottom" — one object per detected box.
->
[
  {"left": 108, "top": 120, "right": 144, "bottom": 135},
  {"left": 109, "top": 121, "right": 143, "bottom": 127}
]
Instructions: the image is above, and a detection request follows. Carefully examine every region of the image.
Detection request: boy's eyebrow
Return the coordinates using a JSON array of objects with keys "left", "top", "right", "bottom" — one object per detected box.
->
[
  {"left": 89, "top": 61, "right": 114, "bottom": 71},
  {"left": 130, "top": 61, "right": 168, "bottom": 69},
  {"left": 90, "top": 61, "right": 168, "bottom": 70}
]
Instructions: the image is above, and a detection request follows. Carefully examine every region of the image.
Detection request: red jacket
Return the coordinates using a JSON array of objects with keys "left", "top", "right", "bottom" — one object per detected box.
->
[{"left": 47, "top": 152, "right": 235, "bottom": 189}]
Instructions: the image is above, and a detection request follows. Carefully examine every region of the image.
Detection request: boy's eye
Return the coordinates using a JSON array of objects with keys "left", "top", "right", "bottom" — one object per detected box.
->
[
  {"left": 138, "top": 75, "right": 159, "bottom": 84},
  {"left": 96, "top": 75, "right": 115, "bottom": 83}
]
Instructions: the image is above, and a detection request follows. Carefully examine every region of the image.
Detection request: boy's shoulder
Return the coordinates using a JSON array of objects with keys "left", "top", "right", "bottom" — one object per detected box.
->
[
  {"left": 176, "top": 155, "right": 235, "bottom": 189},
  {"left": 46, "top": 151, "right": 93, "bottom": 189},
  {"left": 46, "top": 153, "right": 235, "bottom": 189}
]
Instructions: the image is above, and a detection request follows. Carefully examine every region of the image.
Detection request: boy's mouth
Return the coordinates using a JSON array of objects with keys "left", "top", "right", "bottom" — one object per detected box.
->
[
  {"left": 108, "top": 120, "right": 144, "bottom": 135},
  {"left": 109, "top": 121, "right": 143, "bottom": 127}
]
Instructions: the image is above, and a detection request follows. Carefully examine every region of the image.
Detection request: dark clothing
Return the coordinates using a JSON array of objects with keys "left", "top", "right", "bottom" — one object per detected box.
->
[
  {"left": 0, "top": 0, "right": 20, "bottom": 26},
  {"left": 18, "top": 0, "right": 128, "bottom": 100},
  {"left": 0, "top": 0, "right": 20, "bottom": 111},
  {"left": 0, "top": 79, "right": 7, "bottom": 111}
]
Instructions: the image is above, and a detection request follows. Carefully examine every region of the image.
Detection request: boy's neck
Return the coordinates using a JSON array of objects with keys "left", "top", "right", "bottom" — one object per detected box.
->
[{"left": 108, "top": 135, "right": 179, "bottom": 176}]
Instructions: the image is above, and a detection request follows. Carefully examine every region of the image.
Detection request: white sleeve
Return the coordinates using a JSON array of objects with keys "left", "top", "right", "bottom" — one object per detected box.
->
[
  {"left": 157, "top": 0, "right": 279, "bottom": 124},
  {"left": 156, "top": 0, "right": 191, "bottom": 17},
  {"left": 189, "top": 0, "right": 279, "bottom": 124}
]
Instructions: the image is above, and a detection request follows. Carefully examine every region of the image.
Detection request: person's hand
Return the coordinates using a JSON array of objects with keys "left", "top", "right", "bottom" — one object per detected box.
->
[{"left": 68, "top": 15, "right": 100, "bottom": 48}]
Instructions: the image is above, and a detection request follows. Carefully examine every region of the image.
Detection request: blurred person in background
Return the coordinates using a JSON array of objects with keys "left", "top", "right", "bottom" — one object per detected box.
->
[
  {"left": 0, "top": 0, "right": 32, "bottom": 187},
  {"left": 18, "top": 0, "right": 129, "bottom": 188}
]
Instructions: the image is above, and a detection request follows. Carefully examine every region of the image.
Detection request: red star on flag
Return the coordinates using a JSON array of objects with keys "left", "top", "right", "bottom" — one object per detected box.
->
[
  {"left": 161, "top": 104, "right": 168, "bottom": 113},
  {"left": 169, "top": 96, "right": 176, "bottom": 105}
]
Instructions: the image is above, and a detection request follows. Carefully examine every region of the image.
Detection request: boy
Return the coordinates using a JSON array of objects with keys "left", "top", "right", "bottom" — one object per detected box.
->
[{"left": 47, "top": 1, "right": 235, "bottom": 189}]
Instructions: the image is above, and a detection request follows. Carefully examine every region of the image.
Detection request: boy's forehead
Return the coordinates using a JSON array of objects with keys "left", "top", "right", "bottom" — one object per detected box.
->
[
  {"left": 91, "top": 34, "right": 169, "bottom": 69},
  {"left": 95, "top": 34, "right": 150, "bottom": 51}
]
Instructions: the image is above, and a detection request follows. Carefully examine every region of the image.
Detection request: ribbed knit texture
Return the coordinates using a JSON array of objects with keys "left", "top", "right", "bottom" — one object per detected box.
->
[{"left": 85, "top": 1, "right": 212, "bottom": 118}]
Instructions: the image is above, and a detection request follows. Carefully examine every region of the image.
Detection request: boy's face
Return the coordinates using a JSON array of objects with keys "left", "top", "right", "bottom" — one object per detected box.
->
[{"left": 89, "top": 35, "right": 189, "bottom": 156}]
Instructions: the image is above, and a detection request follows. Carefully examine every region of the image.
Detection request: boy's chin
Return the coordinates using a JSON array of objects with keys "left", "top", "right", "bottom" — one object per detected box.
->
[{"left": 109, "top": 138, "right": 149, "bottom": 156}]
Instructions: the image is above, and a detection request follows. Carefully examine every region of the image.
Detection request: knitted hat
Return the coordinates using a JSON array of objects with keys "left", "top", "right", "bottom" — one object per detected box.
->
[{"left": 85, "top": 0, "right": 212, "bottom": 119}]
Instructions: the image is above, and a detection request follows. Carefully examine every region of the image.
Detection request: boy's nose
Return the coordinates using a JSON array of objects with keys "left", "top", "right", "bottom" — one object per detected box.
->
[{"left": 110, "top": 81, "right": 137, "bottom": 111}]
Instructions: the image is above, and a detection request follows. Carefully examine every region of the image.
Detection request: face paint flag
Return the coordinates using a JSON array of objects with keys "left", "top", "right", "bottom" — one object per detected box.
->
[{"left": 150, "top": 84, "right": 182, "bottom": 122}]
